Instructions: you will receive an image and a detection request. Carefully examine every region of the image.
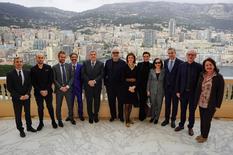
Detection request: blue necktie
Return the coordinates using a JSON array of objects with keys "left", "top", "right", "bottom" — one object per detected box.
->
[
  {"left": 168, "top": 60, "right": 173, "bottom": 72},
  {"left": 61, "top": 64, "right": 67, "bottom": 85}
]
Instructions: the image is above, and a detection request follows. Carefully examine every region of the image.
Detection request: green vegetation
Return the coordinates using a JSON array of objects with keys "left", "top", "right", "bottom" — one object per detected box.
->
[{"left": 0, "top": 64, "right": 32, "bottom": 77}]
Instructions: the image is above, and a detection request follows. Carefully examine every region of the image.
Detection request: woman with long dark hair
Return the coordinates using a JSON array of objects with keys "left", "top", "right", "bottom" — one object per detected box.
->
[{"left": 195, "top": 57, "right": 225, "bottom": 143}]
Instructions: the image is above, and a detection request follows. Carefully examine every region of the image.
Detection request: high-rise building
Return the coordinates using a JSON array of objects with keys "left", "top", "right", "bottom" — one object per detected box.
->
[
  {"left": 143, "top": 29, "right": 155, "bottom": 48},
  {"left": 169, "top": 18, "right": 176, "bottom": 37}
]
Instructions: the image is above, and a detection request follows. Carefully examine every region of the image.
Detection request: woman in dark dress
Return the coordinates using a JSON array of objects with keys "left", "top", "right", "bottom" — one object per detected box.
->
[{"left": 124, "top": 53, "right": 139, "bottom": 127}]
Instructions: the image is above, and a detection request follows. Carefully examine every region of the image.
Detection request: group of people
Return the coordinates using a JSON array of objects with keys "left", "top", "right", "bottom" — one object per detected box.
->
[{"left": 6, "top": 47, "right": 225, "bottom": 143}]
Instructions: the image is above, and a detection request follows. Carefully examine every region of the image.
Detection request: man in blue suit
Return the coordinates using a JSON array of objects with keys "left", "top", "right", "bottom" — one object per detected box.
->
[
  {"left": 68, "top": 52, "right": 84, "bottom": 122},
  {"left": 175, "top": 49, "right": 202, "bottom": 136},
  {"left": 161, "top": 48, "right": 183, "bottom": 128}
]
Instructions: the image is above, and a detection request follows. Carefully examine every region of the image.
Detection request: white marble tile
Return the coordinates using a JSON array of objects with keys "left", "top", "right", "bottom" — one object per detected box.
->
[{"left": 0, "top": 118, "right": 233, "bottom": 155}]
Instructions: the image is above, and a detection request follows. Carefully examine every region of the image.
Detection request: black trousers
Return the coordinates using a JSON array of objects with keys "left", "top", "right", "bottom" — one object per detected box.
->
[
  {"left": 138, "top": 87, "right": 148, "bottom": 120},
  {"left": 85, "top": 86, "right": 101, "bottom": 120},
  {"left": 199, "top": 107, "right": 216, "bottom": 138},
  {"left": 106, "top": 86, "right": 124, "bottom": 120},
  {"left": 12, "top": 98, "right": 32, "bottom": 131},
  {"left": 164, "top": 89, "right": 179, "bottom": 122},
  {"left": 35, "top": 93, "right": 55, "bottom": 122},
  {"left": 179, "top": 91, "right": 197, "bottom": 129}
]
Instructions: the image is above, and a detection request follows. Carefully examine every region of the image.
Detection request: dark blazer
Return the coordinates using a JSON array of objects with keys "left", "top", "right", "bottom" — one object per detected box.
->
[
  {"left": 72, "top": 63, "right": 82, "bottom": 91},
  {"left": 195, "top": 72, "right": 225, "bottom": 110},
  {"left": 81, "top": 60, "right": 104, "bottom": 89},
  {"left": 176, "top": 61, "right": 202, "bottom": 94},
  {"left": 6, "top": 69, "right": 32, "bottom": 100},
  {"left": 52, "top": 63, "right": 73, "bottom": 93},
  {"left": 104, "top": 58, "right": 126, "bottom": 87},
  {"left": 136, "top": 61, "right": 153, "bottom": 89},
  {"left": 164, "top": 58, "right": 183, "bottom": 91}
]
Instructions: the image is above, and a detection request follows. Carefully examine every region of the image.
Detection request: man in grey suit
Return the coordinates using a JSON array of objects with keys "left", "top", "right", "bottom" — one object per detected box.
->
[
  {"left": 52, "top": 51, "right": 75, "bottom": 127},
  {"left": 82, "top": 50, "right": 104, "bottom": 124}
]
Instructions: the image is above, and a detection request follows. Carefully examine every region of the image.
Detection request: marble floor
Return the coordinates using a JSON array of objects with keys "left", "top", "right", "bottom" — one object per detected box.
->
[{"left": 0, "top": 118, "right": 233, "bottom": 155}]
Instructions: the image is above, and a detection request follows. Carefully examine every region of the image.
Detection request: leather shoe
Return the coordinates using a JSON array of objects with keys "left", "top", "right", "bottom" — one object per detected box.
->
[
  {"left": 20, "top": 130, "right": 26, "bottom": 138},
  {"left": 70, "top": 119, "right": 76, "bottom": 125},
  {"left": 94, "top": 118, "right": 99, "bottom": 123},
  {"left": 79, "top": 116, "right": 85, "bottom": 121},
  {"left": 197, "top": 137, "right": 207, "bottom": 143},
  {"left": 37, "top": 123, "right": 44, "bottom": 131},
  {"left": 58, "top": 121, "right": 64, "bottom": 127},
  {"left": 89, "top": 119, "right": 93, "bottom": 124},
  {"left": 65, "top": 117, "right": 71, "bottom": 121},
  {"left": 161, "top": 120, "right": 169, "bottom": 126},
  {"left": 171, "top": 121, "right": 176, "bottom": 128},
  {"left": 109, "top": 117, "right": 115, "bottom": 122},
  {"left": 188, "top": 128, "right": 194, "bottom": 136},
  {"left": 174, "top": 126, "right": 184, "bottom": 132},
  {"left": 154, "top": 119, "right": 158, "bottom": 124},
  {"left": 27, "top": 127, "right": 37, "bottom": 132},
  {"left": 120, "top": 118, "right": 124, "bottom": 122},
  {"left": 52, "top": 121, "right": 58, "bottom": 129},
  {"left": 149, "top": 118, "right": 154, "bottom": 123},
  {"left": 195, "top": 135, "right": 203, "bottom": 141}
]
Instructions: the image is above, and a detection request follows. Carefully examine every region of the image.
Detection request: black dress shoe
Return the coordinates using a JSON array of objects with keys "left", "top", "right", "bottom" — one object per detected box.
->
[
  {"left": 174, "top": 126, "right": 184, "bottom": 132},
  {"left": 109, "top": 117, "right": 115, "bottom": 122},
  {"left": 20, "top": 130, "right": 26, "bottom": 138},
  {"left": 94, "top": 118, "right": 99, "bottom": 123},
  {"left": 120, "top": 118, "right": 124, "bottom": 122},
  {"left": 188, "top": 128, "right": 194, "bottom": 136},
  {"left": 154, "top": 119, "right": 158, "bottom": 124},
  {"left": 27, "top": 127, "right": 37, "bottom": 132},
  {"left": 52, "top": 121, "right": 58, "bottom": 129},
  {"left": 171, "top": 121, "right": 176, "bottom": 128},
  {"left": 37, "top": 123, "right": 44, "bottom": 131},
  {"left": 58, "top": 121, "right": 64, "bottom": 127},
  {"left": 89, "top": 119, "right": 93, "bottom": 124},
  {"left": 79, "top": 116, "right": 85, "bottom": 121},
  {"left": 70, "top": 119, "right": 76, "bottom": 125},
  {"left": 161, "top": 120, "right": 169, "bottom": 126},
  {"left": 149, "top": 118, "right": 154, "bottom": 123},
  {"left": 65, "top": 117, "right": 71, "bottom": 121}
]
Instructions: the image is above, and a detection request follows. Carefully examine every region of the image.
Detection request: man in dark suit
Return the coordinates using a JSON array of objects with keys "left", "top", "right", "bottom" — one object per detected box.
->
[
  {"left": 69, "top": 52, "right": 84, "bottom": 121},
  {"left": 137, "top": 51, "right": 153, "bottom": 121},
  {"left": 175, "top": 49, "right": 202, "bottom": 136},
  {"left": 82, "top": 50, "right": 104, "bottom": 124},
  {"left": 161, "top": 48, "right": 183, "bottom": 128},
  {"left": 104, "top": 48, "right": 126, "bottom": 122},
  {"left": 6, "top": 57, "right": 36, "bottom": 138},
  {"left": 52, "top": 51, "right": 74, "bottom": 127},
  {"left": 31, "top": 53, "right": 57, "bottom": 131}
]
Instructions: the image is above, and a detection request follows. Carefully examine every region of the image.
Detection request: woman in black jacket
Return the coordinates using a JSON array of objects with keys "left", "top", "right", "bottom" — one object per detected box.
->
[{"left": 195, "top": 58, "right": 225, "bottom": 143}]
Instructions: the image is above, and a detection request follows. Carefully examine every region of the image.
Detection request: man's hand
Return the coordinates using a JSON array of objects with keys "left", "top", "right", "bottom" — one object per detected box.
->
[
  {"left": 88, "top": 80, "right": 96, "bottom": 87},
  {"left": 60, "top": 87, "right": 68, "bottom": 92},
  {"left": 20, "top": 95, "right": 29, "bottom": 100},
  {"left": 176, "top": 93, "right": 180, "bottom": 98}
]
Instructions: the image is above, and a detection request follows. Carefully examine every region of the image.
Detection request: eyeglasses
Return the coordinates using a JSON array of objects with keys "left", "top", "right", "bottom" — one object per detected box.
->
[
  {"left": 112, "top": 52, "right": 119, "bottom": 54},
  {"left": 155, "top": 62, "right": 161, "bottom": 64}
]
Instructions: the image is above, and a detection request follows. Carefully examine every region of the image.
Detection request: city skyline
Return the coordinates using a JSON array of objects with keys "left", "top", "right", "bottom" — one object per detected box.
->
[{"left": 0, "top": 0, "right": 233, "bottom": 12}]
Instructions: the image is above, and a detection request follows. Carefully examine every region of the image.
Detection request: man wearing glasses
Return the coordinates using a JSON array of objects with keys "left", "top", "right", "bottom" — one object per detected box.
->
[
  {"left": 175, "top": 49, "right": 202, "bottom": 136},
  {"left": 104, "top": 48, "right": 126, "bottom": 122}
]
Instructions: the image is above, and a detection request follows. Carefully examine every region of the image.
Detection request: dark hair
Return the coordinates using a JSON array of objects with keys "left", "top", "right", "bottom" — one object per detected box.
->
[
  {"left": 167, "top": 47, "right": 176, "bottom": 52},
  {"left": 58, "top": 51, "right": 66, "bottom": 57},
  {"left": 143, "top": 51, "right": 150, "bottom": 57},
  {"left": 202, "top": 57, "right": 219, "bottom": 73},
  {"left": 13, "top": 56, "right": 22, "bottom": 63},
  {"left": 69, "top": 52, "right": 78, "bottom": 58},
  {"left": 126, "top": 52, "right": 136, "bottom": 64},
  {"left": 152, "top": 58, "right": 163, "bottom": 69}
]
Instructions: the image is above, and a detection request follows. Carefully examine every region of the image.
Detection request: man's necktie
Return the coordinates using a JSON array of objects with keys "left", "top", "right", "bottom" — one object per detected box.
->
[
  {"left": 18, "top": 70, "right": 22, "bottom": 85},
  {"left": 91, "top": 62, "right": 95, "bottom": 69},
  {"left": 61, "top": 64, "right": 67, "bottom": 85},
  {"left": 168, "top": 60, "right": 173, "bottom": 72}
]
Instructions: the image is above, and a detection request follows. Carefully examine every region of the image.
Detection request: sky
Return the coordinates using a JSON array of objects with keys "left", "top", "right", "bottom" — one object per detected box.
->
[{"left": 0, "top": 0, "right": 233, "bottom": 12}]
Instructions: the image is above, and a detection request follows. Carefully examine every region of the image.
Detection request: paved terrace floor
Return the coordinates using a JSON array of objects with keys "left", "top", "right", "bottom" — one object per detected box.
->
[{"left": 0, "top": 118, "right": 233, "bottom": 155}]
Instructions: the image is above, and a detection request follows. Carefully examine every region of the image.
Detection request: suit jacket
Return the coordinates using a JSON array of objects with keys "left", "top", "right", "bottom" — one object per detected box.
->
[
  {"left": 104, "top": 58, "right": 126, "bottom": 87},
  {"left": 176, "top": 61, "right": 202, "bottom": 94},
  {"left": 81, "top": 60, "right": 104, "bottom": 89},
  {"left": 195, "top": 72, "right": 225, "bottom": 110},
  {"left": 136, "top": 61, "right": 153, "bottom": 90},
  {"left": 164, "top": 58, "right": 183, "bottom": 91},
  {"left": 52, "top": 63, "right": 73, "bottom": 93},
  {"left": 6, "top": 69, "right": 32, "bottom": 100},
  {"left": 72, "top": 63, "right": 82, "bottom": 91}
]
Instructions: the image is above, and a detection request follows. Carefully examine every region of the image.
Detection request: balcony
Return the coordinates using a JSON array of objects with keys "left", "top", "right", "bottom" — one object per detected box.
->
[{"left": 0, "top": 77, "right": 233, "bottom": 119}]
